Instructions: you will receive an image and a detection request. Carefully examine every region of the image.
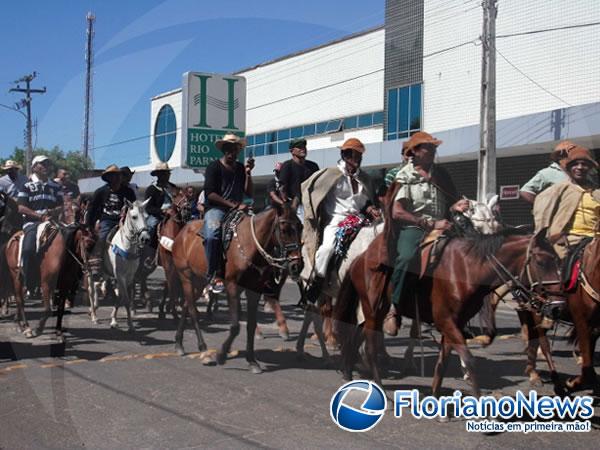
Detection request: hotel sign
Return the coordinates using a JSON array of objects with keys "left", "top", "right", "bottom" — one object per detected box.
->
[{"left": 181, "top": 72, "right": 246, "bottom": 169}]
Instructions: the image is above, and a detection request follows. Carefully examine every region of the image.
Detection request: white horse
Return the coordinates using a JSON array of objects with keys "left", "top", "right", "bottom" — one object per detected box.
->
[{"left": 105, "top": 199, "right": 151, "bottom": 331}]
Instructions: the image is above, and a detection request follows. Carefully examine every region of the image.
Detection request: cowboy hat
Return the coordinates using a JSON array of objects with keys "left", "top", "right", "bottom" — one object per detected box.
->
[
  {"left": 338, "top": 137, "right": 365, "bottom": 154},
  {"left": 101, "top": 164, "right": 122, "bottom": 182},
  {"left": 1, "top": 160, "right": 22, "bottom": 171},
  {"left": 405, "top": 131, "right": 442, "bottom": 152},
  {"left": 289, "top": 137, "right": 307, "bottom": 149},
  {"left": 120, "top": 166, "right": 136, "bottom": 176},
  {"left": 565, "top": 145, "right": 598, "bottom": 168},
  {"left": 215, "top": 133, "right": 245, "bottom": 151},
  {"left": 150, "top": 162, "right": 171, "bottom": 176},
  {"left": 31, "top": 155, "right": 50, "bottom": 168}
]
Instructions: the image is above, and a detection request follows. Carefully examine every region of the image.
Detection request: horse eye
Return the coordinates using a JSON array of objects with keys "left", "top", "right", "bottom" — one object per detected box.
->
[{"left": 131, "top": 214, "right": 138, "bottom": 220}]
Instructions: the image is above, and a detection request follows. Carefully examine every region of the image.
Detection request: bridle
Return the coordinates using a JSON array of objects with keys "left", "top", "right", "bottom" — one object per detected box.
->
[
  {"left": 122, "top": 205, "right": 149, "bottom": 251},
  {"left": 485, "top": 235, "right": 566, "bottom": 314}
]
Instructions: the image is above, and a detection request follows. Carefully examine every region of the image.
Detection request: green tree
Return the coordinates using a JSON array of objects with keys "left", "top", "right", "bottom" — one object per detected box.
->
[{"left": 0, "top": 146, "right": 93, "bottom": 180}]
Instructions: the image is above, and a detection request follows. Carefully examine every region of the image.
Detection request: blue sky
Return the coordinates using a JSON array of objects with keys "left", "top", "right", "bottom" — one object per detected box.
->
[{"left": 0, "top": 0, "right": 383, "bottom": 168}]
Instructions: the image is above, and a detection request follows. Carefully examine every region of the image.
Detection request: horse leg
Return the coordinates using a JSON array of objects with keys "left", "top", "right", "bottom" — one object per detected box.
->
[
  {"left": 245, "top": 290, "right": 263, "bottom": 374},
  {"left": 264, "top": 295, "right": 289, "bottom": 341},
  {"left": 311, "top": 301, "right": 330, "bottom": 361},
  {"left": 567, "top": 303, "right": 599, "bottom": 392},
  {"left": 296, "top": 308, "right": 313, "bottom": 359},
  {"left": 55, "top": 292, "right": 66, "bottom": 342},
  {"left": 402, "top": 319, "right": 419, "bottom": 374},
  {"left": 432, "top": 337, "right": 453, "bottom": 397},
  {"left": 443, "top": 321, "right": 480, "bottom": 397},
  {"left": 520, "top": 311, "right": 543, "bottom": 386},
  {"left": 186, "top": 292, "right": 207, "bottom": 353},
  {"left": 174, "top": 276, "right": 194, "bottom": 356},
  {"left": 537, "top": 324, "right": 563, "bottom": 395},
  {"left": 217, "top": 282, "right": 240, "bottom": 365},
  {"left": 158, "top": 283, "right": 167, "bottom": 319},
  {"left": 364, "top": 320, "right": 382, "bottom": 387},
  {"left": 35, "top": 276, "right": 54, "bottom": 336},
  {"left": 109, "top": 279, "right": 120, "bottom": 329},
  {"left": 85, "top": 272, "right": 98, "bottom": 324},
  {"left": 13, "top": 278, "right": 33, "bottom": 337},
  {"left": 121, "top": 276, "right": 135, "bottom": 333}
]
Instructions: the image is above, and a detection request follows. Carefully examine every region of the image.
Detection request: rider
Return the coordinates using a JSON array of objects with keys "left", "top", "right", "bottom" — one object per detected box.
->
[
  {"left": 144, "top": 162, "right": 177, "bottom": 251},
  {"left": 86, "top": 164, "right": 136, "bottom": 272},
  {"left": 17, "top": 155, "right": 64, "bottom": 292},
  {"left": 520, "top": 141, "right": 578, "bottom": 204},
  {"left": 0, "top": 160, "right": 28, "bottom": 199},
  {"left": 384, "top": 140, "right": 410, "bottom": 188},
  {"left": 54, "top": 168, "right": 80, "bottom": 201},
  {"left": 278, "top": 137, "right": 319, "bottom": 221},
  {"left": 120, "top": 166, "right": 139, "bottom": 198},
  {"left": 302, "top": 138, "right": 380, "bottom": 303},
  {"left": 533, "top": 144, "right": 600, "bottom": 259},
  {"left": 384, "top": 131, "right": 469, "bottom": 336},
  {"left": 201, "top": 133, "right": 254, "bottom": 293}
]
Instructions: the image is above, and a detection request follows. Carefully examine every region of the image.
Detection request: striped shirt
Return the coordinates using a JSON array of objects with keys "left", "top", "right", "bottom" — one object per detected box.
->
[{"left": 18, "top": 175, "right": 63, "bottom": 228}]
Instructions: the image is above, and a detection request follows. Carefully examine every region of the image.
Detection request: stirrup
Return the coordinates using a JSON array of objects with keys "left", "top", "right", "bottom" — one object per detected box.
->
[{"left": 210, "top": 277, "right": 225, "bottom": 294}]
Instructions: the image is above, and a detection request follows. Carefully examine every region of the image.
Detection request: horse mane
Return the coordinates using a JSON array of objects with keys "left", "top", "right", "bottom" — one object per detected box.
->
[
  {"left": 382, "top": 182, "right": 402, "bottom": 263},
  {"left": 447, "top": 226, "right": 530, "bottom": 261}
]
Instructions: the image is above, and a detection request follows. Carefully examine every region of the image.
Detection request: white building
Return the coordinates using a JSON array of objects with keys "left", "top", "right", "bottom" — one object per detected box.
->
[{"left": 80, "top": 0, "right": 600, "bottom": 223}]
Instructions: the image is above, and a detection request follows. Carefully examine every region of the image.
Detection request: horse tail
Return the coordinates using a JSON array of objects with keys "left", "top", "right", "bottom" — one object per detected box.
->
[
  {"left": 334, "top": 260, "right": 361, "bottom": 370},
  {"left": 478, "top": 293, "right": 497, "bottom": 346}
]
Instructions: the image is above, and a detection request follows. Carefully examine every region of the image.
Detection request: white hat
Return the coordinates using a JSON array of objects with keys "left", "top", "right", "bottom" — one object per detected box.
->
[{"left": 31, "top": 155, "right": 50, "bottom": 167}]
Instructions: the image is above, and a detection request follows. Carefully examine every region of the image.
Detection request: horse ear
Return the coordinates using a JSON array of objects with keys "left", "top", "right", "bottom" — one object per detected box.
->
[
  {"left": 124, "top": 198, "right": 133, "bottom": 209},
  {"left": 141, "top": 198, "right": 151, "bottom": 209},
  {"left": 487, "top": 194, "right": 498, "bottom": 210}
]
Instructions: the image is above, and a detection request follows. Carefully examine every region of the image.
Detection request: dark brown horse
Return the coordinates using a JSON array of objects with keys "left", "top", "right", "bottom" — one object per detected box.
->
[
  {"left": 564, "top": 237, "right": 600, "bottom": 394},
  {"left": 335, "top": 208, "right": 564, "bottom": 394},
  {"left": 171, "top": 203, "right": 302, "bottom": 373}
]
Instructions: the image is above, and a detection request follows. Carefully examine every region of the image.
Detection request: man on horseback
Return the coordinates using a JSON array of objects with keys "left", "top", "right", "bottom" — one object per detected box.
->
[
  {"left": 384, "top": 131, "right": 469, "bottom": 335},
  {"left": 54, "top": 168, "right": 80, "bottom": 201},
  {"left": 200, "top": 133, "right": 253, "bottom": 294},
  {"left": 302, "top": 138, "right": 380, "bottom": 304},
  {"left": 144, "top": 162, "right": 177, "bottom": 263},
  {"left": 0, "top": 160, "right": 28, "bottom": 199},
  {"left": 278, "top": 137, "right": 319, "bottom": 221},
  {"left": 86, "top": 164, "right": 137, "bottom": 274},
  {"left": 17, "top": 155, "right": 64, "bottom": 292}
]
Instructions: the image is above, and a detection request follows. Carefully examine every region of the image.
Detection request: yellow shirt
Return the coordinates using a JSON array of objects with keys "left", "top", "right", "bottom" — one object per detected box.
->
[{"left": 568, "top": 188, "right": 600, "bottom": 237}]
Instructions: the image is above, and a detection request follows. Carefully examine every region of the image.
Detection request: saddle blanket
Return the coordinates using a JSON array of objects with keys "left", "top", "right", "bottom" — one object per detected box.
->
[{"left": 16, "top": 222, "right": 53, "bottom": 268}]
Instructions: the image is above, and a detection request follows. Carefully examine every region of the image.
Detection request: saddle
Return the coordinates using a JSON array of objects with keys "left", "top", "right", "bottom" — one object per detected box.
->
[
  {"left": 419, "top": 229, "right": 450, "bottom": 279},
  {"left": 563, "top": 237, "right": 593, "bottom": 292},
  {"left": 221, "top": 209, "right": 246, "bottom": 254}
]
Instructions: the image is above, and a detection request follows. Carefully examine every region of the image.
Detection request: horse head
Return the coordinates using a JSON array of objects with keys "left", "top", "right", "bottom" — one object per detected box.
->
[
  {"left": 171, "top": 189, "right": 192, "bottom": 223},
  {"left": 524, "top": 229, "right": 566, "bottom": 320},
  {"left": 275, "top": 201, "right": 303, "bottom": 280},
  {"left": 124, "top": 198, "right": 151, "bottom": 248},
  {"left": 460, "top": 196, "right": 502, "bottom": 235}
]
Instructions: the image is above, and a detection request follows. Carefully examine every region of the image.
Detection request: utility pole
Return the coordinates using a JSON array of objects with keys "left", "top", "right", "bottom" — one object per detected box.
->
[
  {"left": 9, "top": 72, "right": 46, "bottom": 176},
  {"left": 477, "top": 0, "right": 498, "bottom": 203},
  {"left": 83, "top": 12, "right": 95, "bottom": 162}
]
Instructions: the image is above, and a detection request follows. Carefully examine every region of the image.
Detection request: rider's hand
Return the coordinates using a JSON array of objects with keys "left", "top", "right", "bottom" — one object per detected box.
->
[
  {"left": 236, "top": 203, "right": 249, "bottom": 212},
  {"left": 450, "top": 199, "right": 469, "bottom": 213},
  {"left": 245, "top": 158, "right": 255, "bottom": 174},
  {"left": 366, "top": 206, "right": 381, "bottom": 220},
  {"left": 433, "top": 219, "right": 452, "bottom": 230}
]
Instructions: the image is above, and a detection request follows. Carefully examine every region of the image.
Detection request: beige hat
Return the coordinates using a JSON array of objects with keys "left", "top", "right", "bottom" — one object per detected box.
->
[
  {"left": 150, "top": 162, "right": 171, "bottom": 176},
  {"left": 215, "top": 133, "right": 246, "bottom": 151},
  {"left": 31, "top": 154, "right": 50, "bottom": 168},
  {"left": 101, "top": 164, "right": 122, "bottom": 182},
  {"left": 1, "top": 160, "right": 22, "bottom": 171}
]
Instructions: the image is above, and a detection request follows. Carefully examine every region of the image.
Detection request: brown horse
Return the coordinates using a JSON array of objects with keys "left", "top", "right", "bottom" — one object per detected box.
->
[
  {"left": 171, "top": 203, "right": 302, "bottom": 373},
  {"left": 157, "top": 189, "right": 191, "bottom": 319},
  {"left": 564, "top": 237, "right": 600, "bottom": 394},
  {"left": 4, "top": 219, "right": 92, "bottom": 338},
  {"left": 335, "top": 215, "right": 564, "bottom": 395}
]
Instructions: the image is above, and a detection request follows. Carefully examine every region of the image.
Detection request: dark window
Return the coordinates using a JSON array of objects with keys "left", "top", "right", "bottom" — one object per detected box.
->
[
  {"left": 410, "top": 84, "right": 422, "bottom": 131},
  {"left": 316, "top": 122, "right": 328, "bottom": 134},
  {"left": 358, "top": 113, "right": 372, "bottom": 128},
  {"left": 277, "top": 140, "right": 289, "bottom": 154},
  {"left": 325, "top": 119, "right": 342, "bottom": 133},
  {"left": 303, "top": 123, "right": 316, "bottom": 136},
  {"left": 386, "top": 83, "right": 422, "bottom": 140},
  {"left": 246, "top": 135, "right": 255, "bottom": 146},
  {"left": 373, "top": 111, "right": 384, "bottom": 125},
  {"left": 290, "top": 126, "right": 303, "bottom": 138},
  {"left": 277, "top": 129, "right": 290, "bottom": 141},
  {"left": 398, "top": 86, "right": 410, "bottom": 133},
  {"left": 255, "top": 133, "right": 266, "bottom": 145},
  {"left": 254, "top": 144, "right": 265, "bottom": 156},
  {"left": 266, "top": 143, "right": 276, "bottom": 155},
  {"left": 154, "top": 104, "right": 177, "bottom": 162},
  {"left": 343, "top": 116, "right": 357, "bottom": 130}
]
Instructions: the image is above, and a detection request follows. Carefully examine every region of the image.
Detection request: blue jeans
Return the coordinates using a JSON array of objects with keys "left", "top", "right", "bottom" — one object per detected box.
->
[
  {"left": 146, "top": 215, "right": 160, "bottom": 248},
  {"left": 202, "top": 208, "right": 226, "bottom": 279},
  {"left": 99, "top": 219, "right": 119, "bottom": 244},
  {"left": 22, "top": 222, "right": 40, "bottom": 291}
]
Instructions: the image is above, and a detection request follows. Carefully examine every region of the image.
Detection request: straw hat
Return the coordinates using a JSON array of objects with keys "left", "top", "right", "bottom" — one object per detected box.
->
[
  {"left": 101, "top": 164, "right": 122, "bottom": 182},
  {"left": 339, "top": 138, "right": 365, "bottom": 154},
  {"left": 150, "top": 162, "right": 171, "bottom": 176},
  {"left": 215, "top": 133, "right": 245, "bottom": 151},
  {"left": 1, "top": 160, "right": 22, "bottom": 171}
]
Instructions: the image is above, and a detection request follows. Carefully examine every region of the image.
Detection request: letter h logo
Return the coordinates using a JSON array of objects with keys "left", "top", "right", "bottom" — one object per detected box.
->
[{"left": 193, "top": 74, "right": 239, "bottom": 130}]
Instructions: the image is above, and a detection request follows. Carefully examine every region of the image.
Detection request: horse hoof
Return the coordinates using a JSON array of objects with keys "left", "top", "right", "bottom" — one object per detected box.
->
[
  {"left": 198, "top": 343, "right": 208, "bottom": 352},
  {"left": 200, "top": 353, "right": 216, "bottom": 366},
  {"left": 110, "top": 321, "right": 118, "bottom": 329},
  {"left": 24, "top": 329, "right": 34, "bottom": 339},
  {"left": 248, "top": 362, "right": 263, "bottom": 374},
  {"left": 91, "top": 317, "right": 98, "bottom": 325},
  {"left": 216, "top": 352, "right": 227, "bottom": 365},
  {"left": 528, "top": 373, "right": 543, "bottom": 387},
  {"left": 342, "top": 371, "right": 352, "bottom": 382},
  {"left": 175, "top": 344, "right": 185, "bottom": 357},
  {"left": 255, "top": 330, "right": 265, "bottom": 340}
]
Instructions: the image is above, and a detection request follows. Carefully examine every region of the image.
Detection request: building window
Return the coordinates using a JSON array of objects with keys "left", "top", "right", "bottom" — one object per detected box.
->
[
  {"left": 154, "top": 104, "right": 177, "bottom": 162},
  {"left": 386, "top": 83, "right": 422, "bottom": 140}
]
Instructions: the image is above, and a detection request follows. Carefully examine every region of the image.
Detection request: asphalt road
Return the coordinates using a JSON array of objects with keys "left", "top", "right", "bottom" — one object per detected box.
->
[{"left": 1, "top": 270, "right": 599, "bottom": 449}]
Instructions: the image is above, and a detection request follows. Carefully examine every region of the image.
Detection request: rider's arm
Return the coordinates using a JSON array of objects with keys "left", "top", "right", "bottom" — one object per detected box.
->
[
  {"left": 17, "top": 204, "right": 43, "bottom": 221},
  {"left": 519, "top": 191, "right": 536, "bottom": 204},
  {"left": 244, "top": 165, "right": 253, "bottom": 198}
]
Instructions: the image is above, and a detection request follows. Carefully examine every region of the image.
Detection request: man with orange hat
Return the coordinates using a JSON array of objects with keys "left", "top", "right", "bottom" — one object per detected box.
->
[
  {"left": 302, "top": 137, "right": 380, "bottom": 303},
  {"left": 520, "top": 141, "right": 579, "bottom": 204},
  {"left": 385, "top": 131, "right": 469, "bottom": 335}
]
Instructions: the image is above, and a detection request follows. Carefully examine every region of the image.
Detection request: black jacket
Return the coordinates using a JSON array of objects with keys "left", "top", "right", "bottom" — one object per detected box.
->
[
  {"left": 86, "top": 184, "right": 136, "bottom": 227},
  {"left": 144, "top": 182, "right": 178, "bottom": 218}
]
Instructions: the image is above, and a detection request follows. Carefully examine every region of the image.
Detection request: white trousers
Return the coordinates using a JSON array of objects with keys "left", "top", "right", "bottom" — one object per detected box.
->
[{"left": 314, "top": 217, "right": 342, "bottom": 278}]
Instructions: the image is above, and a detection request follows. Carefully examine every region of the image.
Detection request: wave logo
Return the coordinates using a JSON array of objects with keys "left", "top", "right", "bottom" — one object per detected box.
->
[{"left": 330, "top": 380, "right": 387, "bottom": 432}]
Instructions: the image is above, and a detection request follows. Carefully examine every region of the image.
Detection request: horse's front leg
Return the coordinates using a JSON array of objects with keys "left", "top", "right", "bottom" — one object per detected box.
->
[
  {"left": 217, "top": 281, "right": 240, "bottom": 365},
  {"left": 35, "top": 276, "right": 55, "bottom": 337},
  {"left": 245, "top": 289, "right": 263, "bottom": 374},
  {"left": 13, "top": 279, "right": 33, "bottom": 337},
  {"left": 567, "top": 301, "right": 599, "bottom": 393},
  {"left": 364, "top": 320, "right": 381, "bottom": 387}
]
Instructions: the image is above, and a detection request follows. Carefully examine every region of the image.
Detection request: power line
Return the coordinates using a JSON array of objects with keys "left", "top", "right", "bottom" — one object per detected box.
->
[
  {"left": 497, "top": 21, "right": 600, "bottom": 39},
  {"left": 493, "top": 45, "right": 573, "bottom": 107}
]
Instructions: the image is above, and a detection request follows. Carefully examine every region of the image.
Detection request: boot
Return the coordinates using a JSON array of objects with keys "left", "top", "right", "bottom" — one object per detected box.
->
[
  {"left": 383, "top": 304, "right": 399, "bottom": 336},
  {"left": 305, "top": 275, "right": 324, "bottom": 304}
]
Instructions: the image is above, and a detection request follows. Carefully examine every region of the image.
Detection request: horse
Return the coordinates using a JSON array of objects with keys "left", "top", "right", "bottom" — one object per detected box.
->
[
  {"left": 171, "top": 202, "right": 302, "bottom": 373},
  {"left": 335, "top": 186, "right": 564, "bottom": 394},
  {"left": 103, "top": 199, "right": 151, "bottom": 332},
  {"left": 563, "top": 237, "right": 600, "bottom": 394},
  {"left": 0, "top": 193, "right": 22, "bottom": 317},
  {"left": 156, "top": 189, "right": 192, "bottom": 320}
]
